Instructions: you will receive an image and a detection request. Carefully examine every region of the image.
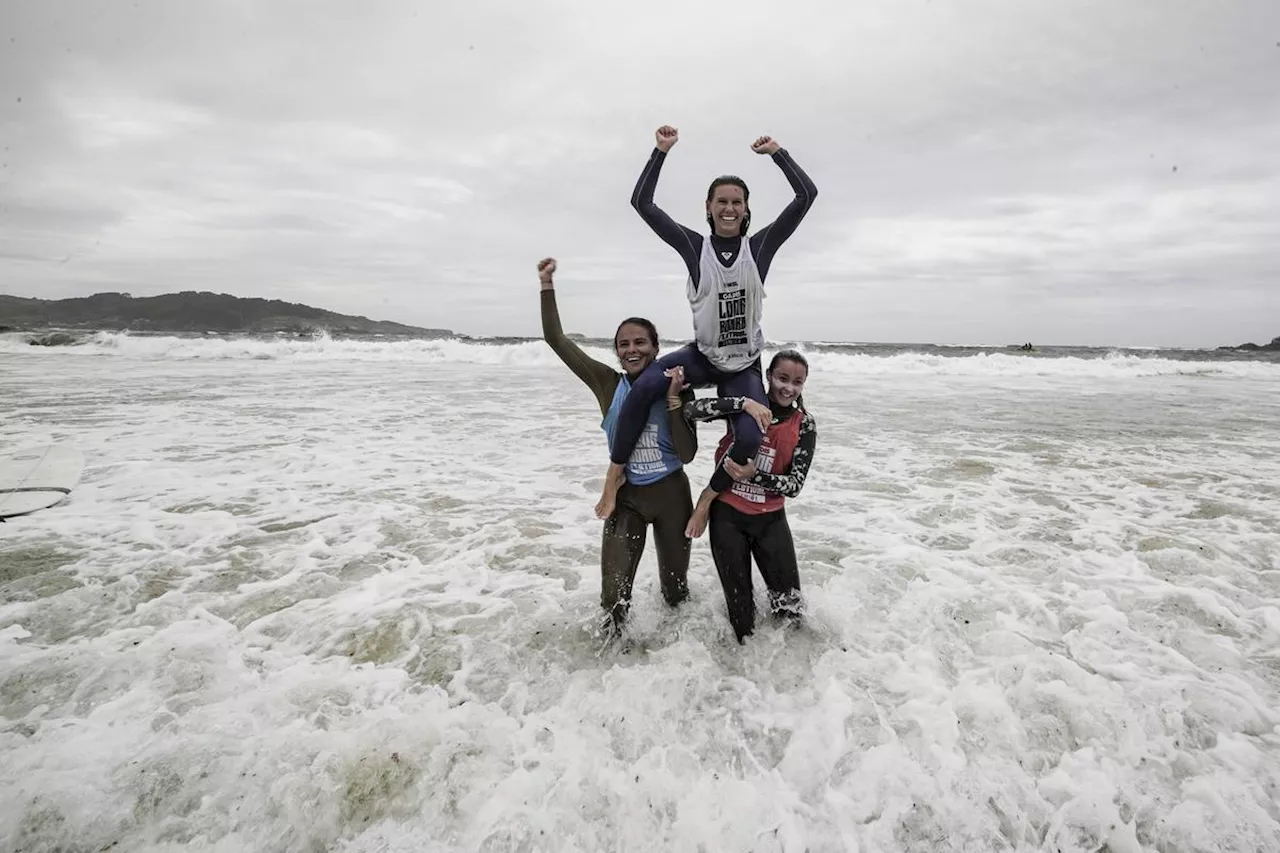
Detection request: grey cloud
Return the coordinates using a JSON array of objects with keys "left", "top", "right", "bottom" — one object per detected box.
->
[
  {"left": 1, "top": 0, "right": 1278, "bottom": 346},
  {"left": 0, "top": 199, "right": 122, "bottom": 233}
]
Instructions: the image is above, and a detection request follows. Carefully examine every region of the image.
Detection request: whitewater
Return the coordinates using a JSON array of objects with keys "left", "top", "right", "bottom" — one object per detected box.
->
[{"left": 2, "top": 332, "right": 1278, "bottom": 853}]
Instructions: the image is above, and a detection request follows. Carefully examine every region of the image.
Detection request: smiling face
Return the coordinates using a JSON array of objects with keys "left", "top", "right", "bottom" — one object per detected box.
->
[
  {"left": 767, "top": 357, "right": 808, "bottom": 407},
  {"left": 705, "top": 178, "right": 750, "bottom": 237},
  {"left": 614, "top": 322, "right": 658, "bottom": 378}
]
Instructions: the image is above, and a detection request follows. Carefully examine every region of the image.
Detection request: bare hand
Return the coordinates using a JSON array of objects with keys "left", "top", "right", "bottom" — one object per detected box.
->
[
  {"left": 537, "top": 257, "right": 556, "bottom": 284},
  {"left": 743, "top": 399, "right": 772, "bottom": 433},
  {"left": 724, "top": 457, "right": 757, "bottom": 482},
  {"left": 655, "top": 125, "right": 679, "bottom": 152},
  {"left": 750, "top": 135, "right": 780, "bottom": 155},
  {"left": 664, "top": 366, "right": 688, "bottom": 398}
]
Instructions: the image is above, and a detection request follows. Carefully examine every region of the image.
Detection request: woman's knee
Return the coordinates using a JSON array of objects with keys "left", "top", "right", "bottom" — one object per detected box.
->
[{"left": 631, "top": 362, "right": 672, "bottom": 397}]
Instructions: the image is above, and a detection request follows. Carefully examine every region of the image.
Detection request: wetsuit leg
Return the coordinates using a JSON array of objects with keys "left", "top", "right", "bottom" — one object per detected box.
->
[
  {"left": 749, "top": 508, "right": 803, "bottom": 624},
  {"left": 648, "top": 469, "right": 693, "bottom": 606},
  {"left": 609, "top": 344, "right": 722, "bottom": 466},
  {"left": 709, "top": 360, "right": 769, "bottom": 494},
  {"left": 708, "top": 500, "right": 757, "bottom": 642},
  {"left": 600, "top": 486, "right": 648, "bottom": 630}
]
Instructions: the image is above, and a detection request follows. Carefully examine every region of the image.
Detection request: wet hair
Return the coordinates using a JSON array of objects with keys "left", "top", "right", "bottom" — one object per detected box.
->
[
  {"left": 767, "top": 349, "right": 810, "bottom": 409},
  {"left": 614, "top": 317, "right": 659, "bottom": 349},
  {"left": 705, "top": 175, "right": 751, "bottom": 236}
]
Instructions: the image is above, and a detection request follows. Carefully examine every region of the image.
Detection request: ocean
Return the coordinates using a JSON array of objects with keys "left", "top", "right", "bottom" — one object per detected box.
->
[{"left": 2, "top": 330, "right": 1279, "bottom": 852}]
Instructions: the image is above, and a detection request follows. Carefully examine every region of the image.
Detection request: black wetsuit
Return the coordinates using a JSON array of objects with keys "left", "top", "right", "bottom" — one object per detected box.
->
[
  {"left": 609, "top": 147, "right": 818, "bottom": 494},
  {"left": 685, "top": 397, "right": 818, "bottom": 643},
  {"left": 541, "top": 288, "right": 697, "bottom": 631}
]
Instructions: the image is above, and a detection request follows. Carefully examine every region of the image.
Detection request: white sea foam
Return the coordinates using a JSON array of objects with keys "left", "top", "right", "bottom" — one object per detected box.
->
[
  {"left": 6, "top": 331, "right": 1278, "bottom": 381},
  {"left": 1, "top": 338, "right": 1278, "bottom": 852}
]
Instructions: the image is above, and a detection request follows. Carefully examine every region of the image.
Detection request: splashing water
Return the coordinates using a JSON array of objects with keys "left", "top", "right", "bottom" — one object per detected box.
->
[{"left": 2, "top": 335, "right": 1278, "bottom": 852}]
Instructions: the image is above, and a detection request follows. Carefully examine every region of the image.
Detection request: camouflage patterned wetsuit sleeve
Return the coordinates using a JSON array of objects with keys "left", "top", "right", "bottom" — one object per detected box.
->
[
  {"left": 750, "top": 410, "right": 817, "bottom": 498},
  {"left": 681, "top": 396, "right": 748, "bottom": 422}
]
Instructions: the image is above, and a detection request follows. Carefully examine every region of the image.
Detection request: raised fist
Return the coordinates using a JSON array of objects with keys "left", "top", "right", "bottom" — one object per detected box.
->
[
  {"left": 655, "top": 125, "right": 679, "bottom": 152},
  {"left": 537, "top": 257, "right": 556, "bottom": 283},
  {"left": 750, "top": 135, "right": 780, "bottom": 155}
]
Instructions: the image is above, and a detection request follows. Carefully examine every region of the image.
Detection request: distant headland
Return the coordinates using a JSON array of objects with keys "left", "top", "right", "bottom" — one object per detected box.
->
[
  {"left": 0, "top": 291, "right": 453, "bottom": 340},
  {"left": 1217, "top": 335, "right": 1280, "bottom": 352}
]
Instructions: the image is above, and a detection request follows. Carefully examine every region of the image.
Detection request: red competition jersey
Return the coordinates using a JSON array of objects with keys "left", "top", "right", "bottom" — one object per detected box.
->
[{"left": 714, "top": 408, "right": 803, "bottom": 515}]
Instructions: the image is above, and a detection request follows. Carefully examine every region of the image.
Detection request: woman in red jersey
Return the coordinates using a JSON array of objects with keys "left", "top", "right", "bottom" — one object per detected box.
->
[{"left": 680, "top": 350, "right": 817, "bottom": 643}]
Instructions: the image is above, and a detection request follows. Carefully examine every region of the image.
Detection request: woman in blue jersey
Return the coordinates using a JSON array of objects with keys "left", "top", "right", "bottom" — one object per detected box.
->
[{"left": 596, "top": 125, "right": 818, "bottom": 535}]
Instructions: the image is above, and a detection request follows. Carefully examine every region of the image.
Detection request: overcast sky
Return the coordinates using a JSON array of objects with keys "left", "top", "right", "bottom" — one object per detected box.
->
[{"left": 2, "top": 0, "right": 1277, "bottom": 347}]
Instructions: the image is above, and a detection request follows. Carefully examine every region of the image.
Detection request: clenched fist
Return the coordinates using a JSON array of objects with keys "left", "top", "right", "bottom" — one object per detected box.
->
[
  {"left": 537, "top": 257, "right": 556, "bottom": 284},
  {"left": 750, "top": 135, "right": 780, "bottom": 155}
]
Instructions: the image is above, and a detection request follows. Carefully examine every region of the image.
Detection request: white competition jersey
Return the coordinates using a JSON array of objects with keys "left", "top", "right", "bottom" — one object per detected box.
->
[{"left": 686, "top": 237, "right": 765, "bottom": 372}]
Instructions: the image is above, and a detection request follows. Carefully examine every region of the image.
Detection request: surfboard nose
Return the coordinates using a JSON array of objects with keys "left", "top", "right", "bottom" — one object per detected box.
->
[{"left": 0, "top": 444, "right": 86, "bottom": 519}]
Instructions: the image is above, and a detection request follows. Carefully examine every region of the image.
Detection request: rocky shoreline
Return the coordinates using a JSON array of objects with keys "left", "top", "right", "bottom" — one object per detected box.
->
[
  {"left": 0, "top": 291, "right": 453, "bottom": 341},
  {"left": 1217, "top": 335, "right": 1280, "bottom": 352}
]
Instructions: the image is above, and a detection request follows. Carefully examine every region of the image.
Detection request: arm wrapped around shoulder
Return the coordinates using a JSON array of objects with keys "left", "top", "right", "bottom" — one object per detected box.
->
[{"left": 750, "top": 409, "right": 817, "bottom": 498}]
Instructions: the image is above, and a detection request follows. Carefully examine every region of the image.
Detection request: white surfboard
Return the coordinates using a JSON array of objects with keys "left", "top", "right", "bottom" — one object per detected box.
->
[{"left": 0, "top": 444, "right": 85, "bottom": 520}]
